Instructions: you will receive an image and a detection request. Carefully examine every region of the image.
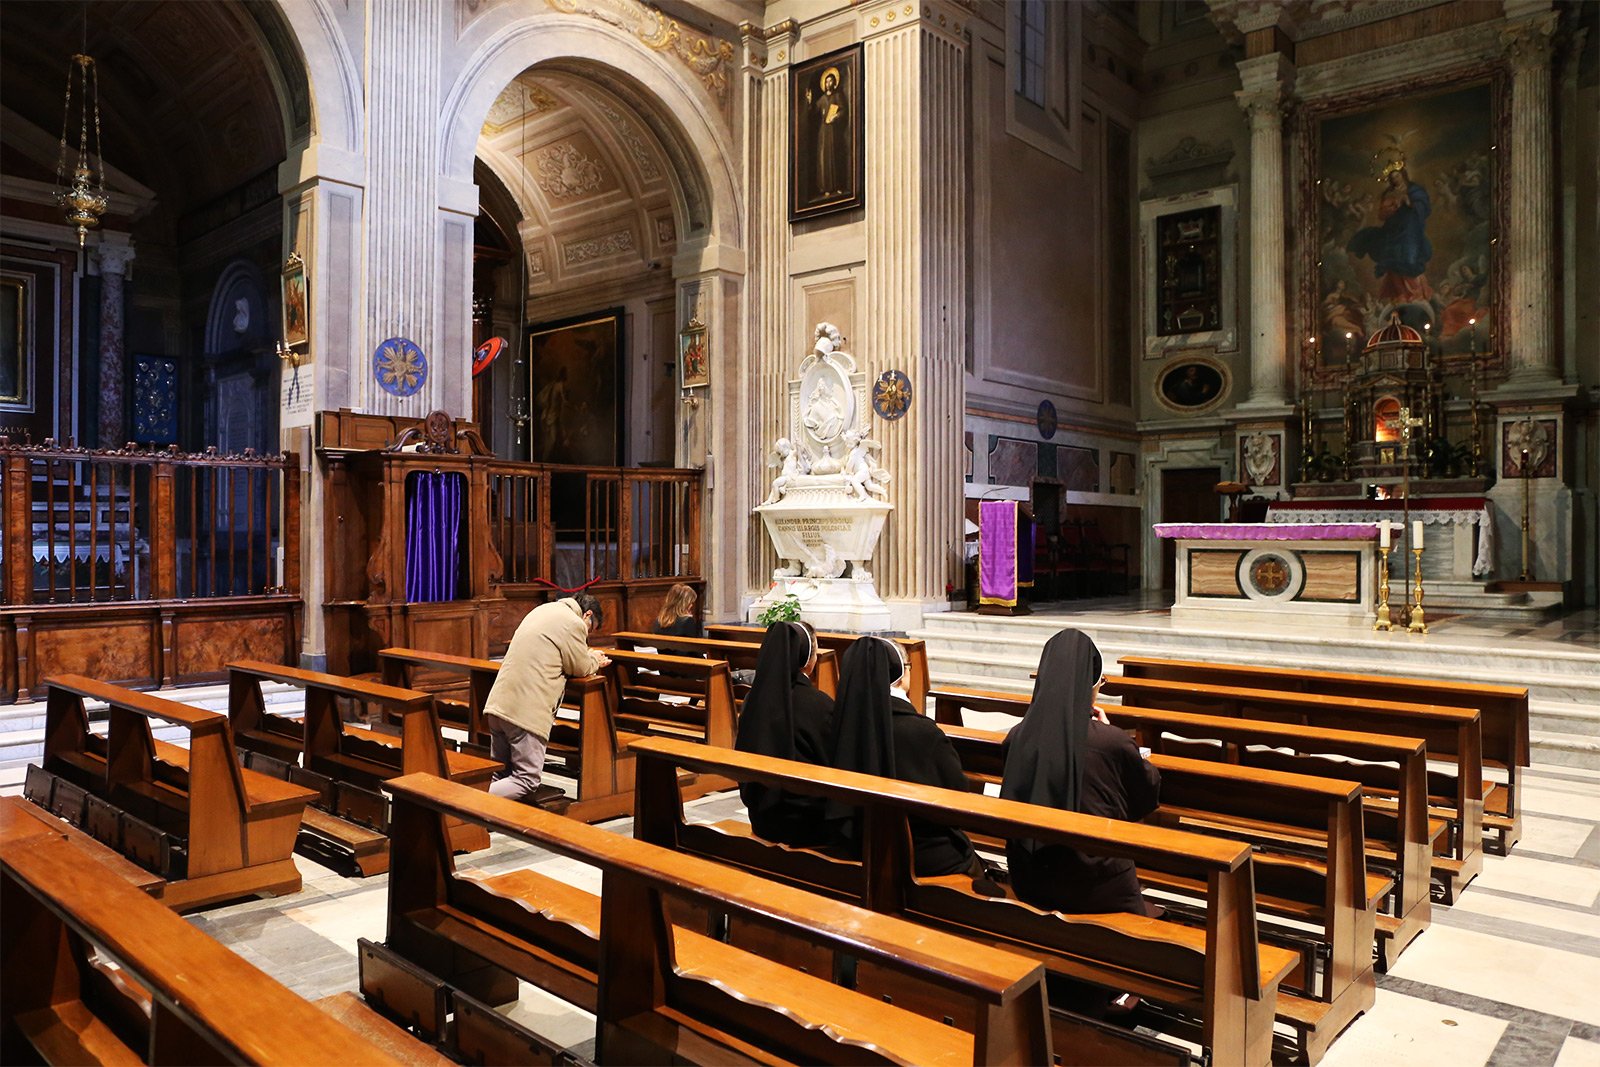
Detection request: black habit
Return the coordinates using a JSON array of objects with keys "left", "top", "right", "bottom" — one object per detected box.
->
[
  {"left": 827, "top": 637, "right": 976, "bottom": 877},
  {"left": 1001, "top": 629, "right": 1161, "bottom": 915},
  {"left": 733, "top": 622, "right": 834, "bottom": 846}
]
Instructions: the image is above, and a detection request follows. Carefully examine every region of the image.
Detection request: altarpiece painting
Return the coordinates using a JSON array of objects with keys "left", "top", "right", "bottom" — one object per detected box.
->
[
  {"left": 528, "top": 309, "right": 623, "bottom": 467},
  {"left": 1310, "top": 81, "right": 1498, "bottom": 370}
]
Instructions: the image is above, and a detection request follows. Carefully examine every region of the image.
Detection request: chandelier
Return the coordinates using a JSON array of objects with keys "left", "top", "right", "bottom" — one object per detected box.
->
[{"left": 54, "top": 53, "right": 108, "bottom": 247}]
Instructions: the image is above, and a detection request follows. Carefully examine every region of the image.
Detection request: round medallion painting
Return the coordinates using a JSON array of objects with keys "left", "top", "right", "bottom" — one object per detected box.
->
[
  {"left": 374, "top": 337, "right": 427, "bottom": 397},
  {"left": 472, "top": 336, "right": 507, "bottom": 378},
  {"left": 872, "top": 370, "right": 912, "bottom": 421},
  {"left": 1036, "top": 400, "right": 1058, "bottom": 440}
]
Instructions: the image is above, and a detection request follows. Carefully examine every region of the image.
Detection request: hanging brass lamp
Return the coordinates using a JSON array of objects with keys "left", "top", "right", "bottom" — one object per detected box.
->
[{"left": 54, "top": 53, "right": 109, "bottom": 247}]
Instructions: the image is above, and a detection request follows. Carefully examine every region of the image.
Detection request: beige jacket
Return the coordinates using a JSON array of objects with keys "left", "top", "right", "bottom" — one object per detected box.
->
[{"left": 482, "top": 598, "right": 604, "bottom": 740}]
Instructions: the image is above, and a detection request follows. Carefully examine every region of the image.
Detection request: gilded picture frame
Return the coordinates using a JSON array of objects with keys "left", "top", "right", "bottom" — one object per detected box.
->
[
  {"left": 281, "top": 252, "right": 309, "bottom": 350},
  {"left": 790, "top": 44, "right": 865, "bottom": 222},
  {"left": 678, "top": 315, "right": 709, "bottom": 390}
]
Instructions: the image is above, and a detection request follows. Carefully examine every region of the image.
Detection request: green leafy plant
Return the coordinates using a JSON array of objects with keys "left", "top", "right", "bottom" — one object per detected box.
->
[{"left": 757, "top": 593, "right": 802, "bottom": 625}]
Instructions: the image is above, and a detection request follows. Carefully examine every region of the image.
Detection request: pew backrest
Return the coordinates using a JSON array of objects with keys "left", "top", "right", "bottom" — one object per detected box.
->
[
  {"left": 611, "top": 631, "right": 841, "bottom": 697},
  {"left": 603, "top": 648, "right": 737, "bottom": 749},
  {"left": 706, "top": 624, "right": 929, "bottom": 706}
]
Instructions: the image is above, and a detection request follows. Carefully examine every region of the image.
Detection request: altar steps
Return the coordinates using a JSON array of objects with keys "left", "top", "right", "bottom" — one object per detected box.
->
[{"left": 912, "top": 609, "right": 1600, "bottom": 770}]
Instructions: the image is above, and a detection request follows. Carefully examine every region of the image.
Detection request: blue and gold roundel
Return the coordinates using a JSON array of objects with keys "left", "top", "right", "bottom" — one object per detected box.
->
[{"left": 374, "top": 337, "right": 427, "bottom": 397}]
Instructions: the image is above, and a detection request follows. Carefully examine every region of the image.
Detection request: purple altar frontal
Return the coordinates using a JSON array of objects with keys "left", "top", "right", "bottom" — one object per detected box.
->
[{"left": 1155, "top": 522, "right": 1379, "bottom": 541}]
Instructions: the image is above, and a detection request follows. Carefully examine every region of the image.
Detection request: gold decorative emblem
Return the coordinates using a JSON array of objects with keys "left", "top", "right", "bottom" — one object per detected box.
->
[{"left": 1249, "top": 555, "right": 1291, "bottom": 595}]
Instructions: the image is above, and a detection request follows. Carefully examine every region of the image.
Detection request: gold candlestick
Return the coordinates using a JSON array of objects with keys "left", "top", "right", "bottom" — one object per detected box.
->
[
  {"left": 1374, "top": 546, "right": 1394, "bottom": 631},
  {"left": 1407, "top": 546, "right": 1427, "bottom": 634}
]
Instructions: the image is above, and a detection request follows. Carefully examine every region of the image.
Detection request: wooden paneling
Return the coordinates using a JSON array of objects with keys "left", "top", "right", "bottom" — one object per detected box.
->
[
  {"left": 174, "top": 611, "right": 294, "bottom": 677},
  {"left": 1189, "top": 549, "right": 1243, "bottom": 597},
  {"left": 33, "top": 619, "right": 156, "bottom": 688}
]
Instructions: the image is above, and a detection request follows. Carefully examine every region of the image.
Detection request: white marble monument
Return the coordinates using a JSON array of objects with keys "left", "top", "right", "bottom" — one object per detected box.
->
[{"left": 749, "top": 324, "right": 894, "bottom": 631}]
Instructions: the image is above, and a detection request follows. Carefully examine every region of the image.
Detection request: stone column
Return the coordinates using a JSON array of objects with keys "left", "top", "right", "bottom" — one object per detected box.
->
[
  {"left": 1234, "top": 54, "right": 1294, "bottom": 410},
  {"left": 860, "top": 1, "right": 968, "bottom": 622},
  {"left": 94, "top": 243, "right": 135, "bottom": 447},
  {"left": 1501, "top": 11, "right": 1561, "bottom": 387}
]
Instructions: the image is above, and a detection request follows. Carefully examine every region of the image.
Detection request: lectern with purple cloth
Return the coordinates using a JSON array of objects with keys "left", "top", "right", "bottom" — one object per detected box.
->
[
  {"left": 978, "top": 500, "right": 1034, "bottom": 614},
  {"left": 1154, "top": 522, "right": 1382, "bottom": 628}
]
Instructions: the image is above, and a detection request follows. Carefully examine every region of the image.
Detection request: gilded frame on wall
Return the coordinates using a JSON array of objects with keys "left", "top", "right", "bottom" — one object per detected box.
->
[
  {"left": 1154, "top": 355, "right": 1229, "bottom": 415},
  {"left": 678, "top": 314, "right": 708, "bottom": 390},
  {"left": 790, "top": 44, "right": 865, "bottom": 222},
  {"left": 281, "top": 252, "right": 309, "bottom": 350},
  {"left": 527, "top": 308, "right": 624, "bottom": 467},
  {"left": 0, "top": 275, "right": 30, "bottom": 409},
  {"left": 1295, "top": 71, "right": 1507, "bottom": 382}
]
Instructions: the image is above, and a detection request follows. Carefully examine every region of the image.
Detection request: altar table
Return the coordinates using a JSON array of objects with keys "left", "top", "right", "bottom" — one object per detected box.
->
[
  {"left": 1154, "top": 522, "right": 1381, "bottom": 628},
  {"left": 1267, "top": 497, "right": 1493, "bottom": 579}
]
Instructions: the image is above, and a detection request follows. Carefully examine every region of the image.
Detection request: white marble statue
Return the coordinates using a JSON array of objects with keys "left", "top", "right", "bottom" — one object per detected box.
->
[{"left": 752, "top": 322, "right": 894, "bottom": 630}]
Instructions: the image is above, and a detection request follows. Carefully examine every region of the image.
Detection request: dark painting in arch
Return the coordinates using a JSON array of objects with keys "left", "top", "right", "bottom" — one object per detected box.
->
[
  {"left": 528, "top": 308, "right": 624, "bottom": 467},
  {"left": 1156, "top": 359, "right": 1226, "bottom": 412}
]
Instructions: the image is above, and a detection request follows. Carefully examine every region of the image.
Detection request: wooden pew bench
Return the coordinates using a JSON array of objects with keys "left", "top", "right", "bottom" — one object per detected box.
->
[
  {"left": 1097, "top": 674, "right": 1485, "bottom": 903},
  {"left": 611, "top": 630, "right": 841, "bottom": 698},
  {"left": 228, "top": 659, "right": 497, "bottom": 875},
  {"left": 932, "top": 686, "right": 1433, "bottom": 970},
  {"left": 938, "top": 721, "right": 1379, "bottom": 1064},
  {"left": 707, "top": 624, "right": 930, "bottom": 708},
  {"left": 601, "top": 648, "right": 738, "bottom": 798},
  {"left": 2, "top": 795, "right": 166, "bottom": 897},
  {"left": 1118, "top": 657, "right": 1530, "bottom": 854},
  {"left": 378, "top": 646, "right": 637, "bottom": 823},
  {"left": 0, "top": 829, "right": 428, "bottom": 1066},
  {"left": 373, "top": 772, "right": 1053, "bottom": 1065},
  {"left": 629, "top": 736, "right": 1298, "bottom": 1067},
  {"left": 22, "top": 675, "right": 312, "bottom": 912}
]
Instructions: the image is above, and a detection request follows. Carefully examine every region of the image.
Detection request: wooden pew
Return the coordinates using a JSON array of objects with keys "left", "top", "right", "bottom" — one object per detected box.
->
[
  {"left": 932, "top": 686, "right": 1433, "bottom": 969},
  {"left": 1118, "top": 656, "right": 1530, "bottom": 854},
  {"left": 228, "top": 659, "right": 497, "bottom": 874},
  {"left": 0, "top": 829, "right": 425, "bottom": 1066},
  {"left": 3, "top": 795, "right": 166, "bottom": 897},
  {"left": 706, "top": 624, "right": 929, "bottom": 708},
  {"left": 611, "top": 630, "right": 841, "bottom": 698},
  {"left": 375, "top": 772, "right": 1053, "bottom": 1065},
  {"left": 628, "top": 736, "right": 1298, "bottom": 1067},
  {"left": 377, "top": 646, "right": 637, "bottom": 823},
  {"left": 23, "top": 675, "right": 313, "bottom": 912},
  {"left": 939, "top": 723, "right": 1378, "bottom": 1064},
  {"left": 1097, "top": 675, "right": 1485, "bottom": 903}
]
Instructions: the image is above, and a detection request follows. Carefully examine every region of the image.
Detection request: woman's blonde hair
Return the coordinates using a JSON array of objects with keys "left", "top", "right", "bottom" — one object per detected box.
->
[{"left": 656, "top": 583, "right": 697, "bottom": 628}]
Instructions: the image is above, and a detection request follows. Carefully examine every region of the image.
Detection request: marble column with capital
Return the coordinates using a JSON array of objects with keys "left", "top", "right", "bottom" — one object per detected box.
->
[
  {"left": 1501, "top": 12, "right": 1561, "bottom": 388},
  {"left": 95, "top": 243, "right": 135, "bottom": 447},
  {"left": 1235, "top": 54, "right": 1294, "bottom": 411}
]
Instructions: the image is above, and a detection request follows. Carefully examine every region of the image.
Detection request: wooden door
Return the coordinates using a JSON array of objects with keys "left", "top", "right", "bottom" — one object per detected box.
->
[{"left": 1159, "top": 467, "right": 1221, "bottom": 589}]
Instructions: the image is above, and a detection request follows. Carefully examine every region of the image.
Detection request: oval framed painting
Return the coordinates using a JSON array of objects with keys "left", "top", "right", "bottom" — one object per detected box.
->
[{"left": 1155, "top": 356, "right": 1229, "bottom": 415}]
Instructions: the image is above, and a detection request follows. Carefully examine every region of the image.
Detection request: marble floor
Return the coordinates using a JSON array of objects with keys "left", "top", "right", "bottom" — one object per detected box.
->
[{"left": 154, "top": 760, "right": 1600, "bottom": 1067}]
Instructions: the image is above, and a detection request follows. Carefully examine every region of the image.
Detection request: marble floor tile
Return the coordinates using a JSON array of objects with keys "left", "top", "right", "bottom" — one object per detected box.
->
[
  {"left": 1390, "top": 926, "right": 1600, "bottom": 1027},
  {"left": 1518, "top": 815, "right": 1597, "bottom": 858},
  {"left": 505, "top": 981, "right": 596, "bottom": 1050},
  {"left": 1471, "top": 853, "right": 1600, "bottom": 908},
  {"left": 1555, "top": 1037, "right": 1600, "bottom": 1067},
  {"left": 1448, "top": 890, "right": 1600, "bottom": 943},
  {"left": 1318, "top": 989, "right": 1507, "bottom": 1067},
  {"left": 1520, "top": 784, "right": 1600, "bottom": 825}
]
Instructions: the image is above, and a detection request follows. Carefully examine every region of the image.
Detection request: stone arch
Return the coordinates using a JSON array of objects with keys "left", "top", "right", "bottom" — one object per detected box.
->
[
  {"left": 439, "top": 15, "right": 742, "bottom": 253},
  {"left": 269, "top": 0, "right": 364, "bottom": 155},
  {"left": 204, "top": 260, "right": 270, "bottom": 357}
]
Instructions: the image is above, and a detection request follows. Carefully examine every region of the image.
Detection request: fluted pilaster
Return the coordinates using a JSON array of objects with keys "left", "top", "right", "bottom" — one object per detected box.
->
[
  {"left": 360, "top": 0, "right": 442, "bottom": 415},
  {"left": 1235, "top": 54, "right": 1294, "bottom": 410},
  {"left": 745, "top": 21, "right": 794, "bottom": 595},
  {"left": 863, "top": 8, "right": 967, "bottom": 606},
  {"left": 1502, "top": 12, "right": 1560, "bottom": 385}
]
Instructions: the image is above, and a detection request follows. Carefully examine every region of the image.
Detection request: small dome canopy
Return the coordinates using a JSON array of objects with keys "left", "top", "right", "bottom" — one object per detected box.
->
[{"left": 1364, "top": 311, "right": 1424, "bottom": 352}]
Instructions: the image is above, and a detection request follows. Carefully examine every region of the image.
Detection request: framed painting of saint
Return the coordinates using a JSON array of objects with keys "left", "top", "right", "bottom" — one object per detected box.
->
[
  {"left": 281, "top": 252, "right": 309, "bottom": 350},
  {"left": 790, "top": 44, "right": 864, "bottom": 222},
  {"left": 527, "top": 308, "right": 624, "bottom": 467},
  {"left": 1307, "top": 80, "right": 1499, "bottom": 370}
]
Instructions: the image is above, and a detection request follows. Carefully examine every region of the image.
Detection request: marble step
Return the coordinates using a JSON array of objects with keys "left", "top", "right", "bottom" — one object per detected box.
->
[{"left": 1529, "top": 730, "right": 1600, "bottom": 769}]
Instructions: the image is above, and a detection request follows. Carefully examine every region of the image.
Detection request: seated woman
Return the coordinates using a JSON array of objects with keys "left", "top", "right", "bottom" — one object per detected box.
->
[
  {"left": 826, "top": 637, "right": 979, "bottom": 878},
  {"left": 1000, "top": 628, "right": 1161, "bottom": 916},
  {"left": 732, "top": 621, "right": 834, "bottom": 846},
  {"left": 652, "top": 583, "right": 702, "bottom": 638}
]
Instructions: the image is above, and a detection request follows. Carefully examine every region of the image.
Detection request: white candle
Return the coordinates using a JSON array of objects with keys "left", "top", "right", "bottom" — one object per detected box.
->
[
  {"left": 1413, "top": 520, "right": 1424, "bottom": 549},
  {"left": 1379, "top": 521, "right": 1391, "bottom": 549}
]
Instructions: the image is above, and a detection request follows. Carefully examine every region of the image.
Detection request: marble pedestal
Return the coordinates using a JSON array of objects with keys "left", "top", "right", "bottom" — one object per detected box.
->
[{"left": 747, "top": 576, "right": 893, "bottom": 632}]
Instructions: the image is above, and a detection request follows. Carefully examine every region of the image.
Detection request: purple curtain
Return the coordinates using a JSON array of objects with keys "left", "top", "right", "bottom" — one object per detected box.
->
[{"left": 406, "top": 471, "right": 464, "bottom": 602}]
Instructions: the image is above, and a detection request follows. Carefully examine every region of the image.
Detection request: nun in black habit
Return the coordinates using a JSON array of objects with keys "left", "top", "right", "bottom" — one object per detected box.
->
[
  {"left": 1000, "top": 628, "right": 1162, "bottom": 916},
  {"left": 733, "top": 621, "right": 835, "bottom": 847},
  {"left": 826, "top": 637, "right": 978, "bottom": 878}
]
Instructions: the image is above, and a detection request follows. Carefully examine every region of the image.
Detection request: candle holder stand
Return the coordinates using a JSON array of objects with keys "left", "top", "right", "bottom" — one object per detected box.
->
[
  {"left": 1406, "top": 546, "right": 1428, "bottom": 634},
  {"left": 1374, "top": 546, "right": 1394, "bottom": 631}
]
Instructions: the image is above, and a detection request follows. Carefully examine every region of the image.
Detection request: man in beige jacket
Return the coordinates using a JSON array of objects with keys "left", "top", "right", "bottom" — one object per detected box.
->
[{"left": 482, "top": 593, "right": 610, "bottom": 800}]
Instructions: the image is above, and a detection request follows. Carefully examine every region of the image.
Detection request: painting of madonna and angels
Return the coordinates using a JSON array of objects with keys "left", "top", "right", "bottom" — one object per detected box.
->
[{"left": 1315, "top": 81, "right": 1495, "bottom": 368}]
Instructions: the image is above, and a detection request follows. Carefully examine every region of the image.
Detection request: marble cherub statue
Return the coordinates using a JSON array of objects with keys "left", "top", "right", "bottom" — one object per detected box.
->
[{"left": 762, "top": 436, "right": 808, "bottom": 504}]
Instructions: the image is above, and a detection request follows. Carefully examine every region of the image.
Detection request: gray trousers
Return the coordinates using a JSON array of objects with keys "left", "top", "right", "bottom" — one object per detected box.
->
[{"left": 486, "top": 715, "right": 550, "bottom": 802}]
